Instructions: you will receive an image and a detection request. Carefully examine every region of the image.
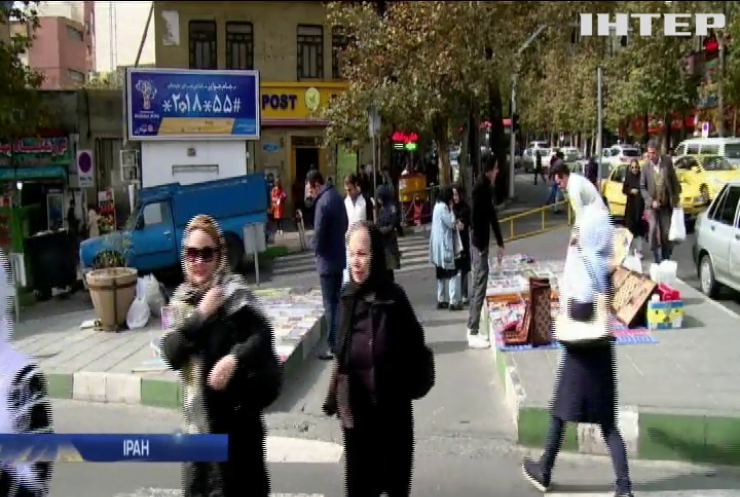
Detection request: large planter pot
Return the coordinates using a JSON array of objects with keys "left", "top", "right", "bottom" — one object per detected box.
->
[{"left": 86, "top": 267, "right": 138, "bottom": 331}]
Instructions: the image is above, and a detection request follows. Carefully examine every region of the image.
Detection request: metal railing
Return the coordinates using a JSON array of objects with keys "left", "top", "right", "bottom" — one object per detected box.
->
[{"left": 498, "top": 200, "right": 574, "bottom": 242}]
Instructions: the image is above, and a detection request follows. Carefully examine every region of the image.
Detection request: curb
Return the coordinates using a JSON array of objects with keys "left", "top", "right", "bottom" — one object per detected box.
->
[
  {"left": 45, "top": 318, "right": 325, "bottom": 409},
  {"left": 484, "top": 306, "right": 740, "bottom": 466}
]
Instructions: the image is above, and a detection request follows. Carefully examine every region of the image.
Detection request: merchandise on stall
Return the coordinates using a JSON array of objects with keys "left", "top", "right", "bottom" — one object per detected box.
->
[{"left": 98, "top": 189, "right": 117, "bottom": 234}]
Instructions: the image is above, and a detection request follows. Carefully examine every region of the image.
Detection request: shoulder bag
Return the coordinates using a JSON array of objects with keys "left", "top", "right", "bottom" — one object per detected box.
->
[{"left": 554, "top": 248, "right": 613, "bottom": 346}]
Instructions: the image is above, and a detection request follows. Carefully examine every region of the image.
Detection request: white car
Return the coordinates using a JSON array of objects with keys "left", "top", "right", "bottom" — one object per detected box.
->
[
  {"left": 521, "top": 148, "right": 551, "bottom": 173},
  {"left": 560, "top": 147, "right": 581, "bottom": 163},
  {"left": 605, "top": 146, "right": 641, "bottom": 168},
  {"left": 693, "top": 180, "right": 740, "bottom": 297}
]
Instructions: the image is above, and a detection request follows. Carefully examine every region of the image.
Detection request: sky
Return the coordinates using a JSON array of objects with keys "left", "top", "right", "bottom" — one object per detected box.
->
[{"left": 94, "top": 1, "right": 155, "bottom": 72}]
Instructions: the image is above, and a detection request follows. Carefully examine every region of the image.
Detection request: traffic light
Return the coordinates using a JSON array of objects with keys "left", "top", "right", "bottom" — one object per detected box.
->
[{"left": 511, "top": 113, "right": 520, "bottom": 133}]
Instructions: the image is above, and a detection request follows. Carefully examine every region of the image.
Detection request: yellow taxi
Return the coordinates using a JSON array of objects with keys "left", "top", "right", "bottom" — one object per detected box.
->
[
  {"left": 672, "top": 154, "right": 740, "bottom": 202},
  {"left": 600, "top": 162, "right": 706, "bottom": 220}
]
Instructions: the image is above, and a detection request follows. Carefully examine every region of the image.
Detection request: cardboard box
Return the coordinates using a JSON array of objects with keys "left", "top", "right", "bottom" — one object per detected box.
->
[{"left": 646, "top": 299, "right": 684, "bottom": 330}]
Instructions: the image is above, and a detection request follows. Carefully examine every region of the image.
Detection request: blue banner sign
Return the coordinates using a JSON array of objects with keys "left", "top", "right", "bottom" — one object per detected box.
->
[{"left": 126, "top": 68, "right": 260, "bottom": 141}]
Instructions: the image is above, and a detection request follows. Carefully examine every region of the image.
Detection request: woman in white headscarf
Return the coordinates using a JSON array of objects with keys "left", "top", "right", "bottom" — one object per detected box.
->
[
  {"left": 522, "top": 204, "right": 634, "bottom": 497},
  {"left": 0, "top": 250, "right": 54, "bottom": 496}
]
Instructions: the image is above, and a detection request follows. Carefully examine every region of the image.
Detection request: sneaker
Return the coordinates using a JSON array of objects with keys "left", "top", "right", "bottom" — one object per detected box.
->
[
  {"left": 615, "top": 493, "right": 634, "bottom": 497},
  {"left": 467, "top": 331, "right": 490, "bottom": 349},
  {"left": 522, "top": 458, "right": 550, "bottom": 492},
  {"left": 449, "top": 303, "right": 463, "bottom": 311},
  {"left": 462, "top": 298, "right": 469, "bottom": 306},
  {"left": 436, "top": 302, "right": 449, "bottom": 310}
]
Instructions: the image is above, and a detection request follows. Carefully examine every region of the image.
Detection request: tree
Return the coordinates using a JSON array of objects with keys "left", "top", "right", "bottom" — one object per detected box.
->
[
  {"left": 0, "top": 2, "right": 46, "bottom": 142},
  {"left": 85, "top": 71, "right": 123, "bottom": 90},
  {"left": 603, "top": 1, "right": 700, "bottom": 148}
]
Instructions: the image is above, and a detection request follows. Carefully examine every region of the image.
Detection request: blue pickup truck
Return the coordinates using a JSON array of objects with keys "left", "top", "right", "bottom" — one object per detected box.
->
[{"left": 80, "top": 174, "right": 268, "bottom": 274}]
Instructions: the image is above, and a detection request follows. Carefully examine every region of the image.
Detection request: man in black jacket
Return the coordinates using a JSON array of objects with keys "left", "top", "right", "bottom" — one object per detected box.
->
[{"left": 467, "top": 158, "right": 505, "bottom": 349}]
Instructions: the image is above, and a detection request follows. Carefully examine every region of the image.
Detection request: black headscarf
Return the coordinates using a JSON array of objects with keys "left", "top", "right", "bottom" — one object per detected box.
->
[{"left": 342, "top": 221, "right": 391, "bottom": 297}]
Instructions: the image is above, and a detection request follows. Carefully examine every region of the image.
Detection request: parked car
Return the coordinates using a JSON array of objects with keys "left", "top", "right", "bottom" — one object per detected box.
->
[
  {"left": 674, "top": 137, "right": 740, "bottom": 168},
  {"left": 599, "top": 162, "right": 705, "bottom": 221},
  {"left": 693, "top": 180, "right": 740, "bottom": 298},
  {"left": 521, "top": 148, "right": 551, "bottom": 173},
  {"left": 560, "top": 147, "right": 581, "bottom": 163},
  {"left": 605, "top": 145, "right": 641, "bottom": 168},
  {"left": 673, "top": 154, "right": 740, "bottom": 203},
  {"left": 80, "top": 174, "right": 268, "bottom": 276}
]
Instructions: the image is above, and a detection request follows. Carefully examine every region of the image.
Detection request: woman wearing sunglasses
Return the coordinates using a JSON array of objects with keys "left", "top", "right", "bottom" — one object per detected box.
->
[{"left": 162, "top": 214, "right": 283, "bottom": 497}]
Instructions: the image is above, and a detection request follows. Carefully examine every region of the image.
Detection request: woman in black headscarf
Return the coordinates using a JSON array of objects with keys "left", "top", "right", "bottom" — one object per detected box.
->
[
  {"left": 162, "top": 214, "right": 283, "bottom": 497},
  {"left": 323, "top": 222, "right": 435, "bottom": 497},
  {"left": 623, "top": 159, "right": 646, "bottom": 257},
  {"left": 452, "top": 183, "right": 471, "bottom": 305},
  {"left": 376, "top": 184, "right": 401, "bottom": 281}
]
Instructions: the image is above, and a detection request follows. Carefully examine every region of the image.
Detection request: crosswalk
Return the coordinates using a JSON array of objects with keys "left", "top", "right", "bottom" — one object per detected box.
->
[{"left": 271, "top": 232, "right": 431, "bottom": 278}]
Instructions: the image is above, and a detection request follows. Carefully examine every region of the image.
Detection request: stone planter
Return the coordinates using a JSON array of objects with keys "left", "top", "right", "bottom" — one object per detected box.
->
[{"left": 86, "top": 267, "right": 138, "bottom": 331}]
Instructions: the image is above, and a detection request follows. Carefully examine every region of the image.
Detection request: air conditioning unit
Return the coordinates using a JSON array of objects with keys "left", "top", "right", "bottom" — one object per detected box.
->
[{"left": 120, "top": 149, "right": 140, "bottom": 183}]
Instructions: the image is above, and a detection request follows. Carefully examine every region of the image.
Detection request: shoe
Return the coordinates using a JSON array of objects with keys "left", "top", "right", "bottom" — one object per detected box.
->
[
  {"left": 318, "top": 352, "right": 335, "bottom": 361},
  {"left": 522, "top": 458, "right": 550, "bottom": 492},
  {"left": 614, "top": 493, "right": 634, "bottom": 497},
  {"left": 462, "top": 298, "right": 469, "bottom": 306},
  {"left": 467, "top": 331, "right": 490, "bottom": 349},
  {"left": 436, "top": 302, "right": 449, "bottom": 310},
  {"left": 449, "top": 303, "right": 463, "bottom": 311}
]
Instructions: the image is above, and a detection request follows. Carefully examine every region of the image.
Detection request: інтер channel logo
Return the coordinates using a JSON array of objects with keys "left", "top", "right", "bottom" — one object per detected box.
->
[{"left": 580, "top": 13, "right": 725, "bottom": 37}]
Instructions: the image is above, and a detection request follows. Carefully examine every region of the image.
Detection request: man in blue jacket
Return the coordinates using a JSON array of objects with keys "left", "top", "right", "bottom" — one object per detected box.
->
[{"left": 305, "top": 170, "right": 348, "bottom": 360}]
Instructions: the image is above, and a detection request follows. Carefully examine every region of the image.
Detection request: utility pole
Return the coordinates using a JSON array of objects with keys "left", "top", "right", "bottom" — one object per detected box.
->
[
  {"left": 717, "top": 2, "right": 728, "bottom": 137},
  {"left": 510, "top": 24, "right": 548, "bottom": 200},
  {"left": 597, "top": 66, "right": 604, "bottom": 184}
]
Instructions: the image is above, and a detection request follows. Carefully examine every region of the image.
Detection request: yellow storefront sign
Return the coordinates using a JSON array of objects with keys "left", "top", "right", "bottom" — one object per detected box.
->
[{"left": 260, "top": 82, "right": 346, "bottom": 119}]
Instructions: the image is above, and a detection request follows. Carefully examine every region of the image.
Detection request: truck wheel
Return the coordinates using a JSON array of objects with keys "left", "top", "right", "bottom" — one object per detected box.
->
[{"left": 225, "top": 233, "right": 244, "bottom": 273}]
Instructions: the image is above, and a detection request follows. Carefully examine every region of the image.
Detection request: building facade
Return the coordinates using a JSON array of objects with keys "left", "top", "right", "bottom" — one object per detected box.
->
[
  {"left": 14, "top": 1, "right": 95, "bottom": 89},
  {"left": 152, "top": 1, "right": 354, "bottom": 211}
]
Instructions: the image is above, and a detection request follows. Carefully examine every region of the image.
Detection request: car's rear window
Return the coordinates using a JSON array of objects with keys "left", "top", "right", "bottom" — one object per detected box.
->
[
  {"left": 724, "top": 144, "right": 740, "bottom": 159},
  {"left": 622, "top": 149, "right": 640, "bottom": 157}
]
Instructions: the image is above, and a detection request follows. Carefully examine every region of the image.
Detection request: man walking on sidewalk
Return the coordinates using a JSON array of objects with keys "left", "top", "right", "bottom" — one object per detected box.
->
[
  {"left": 467, "top": 158, "right": 505, "bottom": 349},
  {"left": 306, "top": 170, "right": 348, "bottom": 360}
]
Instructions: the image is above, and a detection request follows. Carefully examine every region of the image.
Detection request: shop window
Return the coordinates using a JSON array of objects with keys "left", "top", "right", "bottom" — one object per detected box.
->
[
  {"left": 297, "top": 25, "right": 323, "bottom": 80},
  {"left": 226, "top": 22, "right": 254, "bottom": 70},
  {"left": 189, "top": 20, "right": 217, "bottom": 70}
]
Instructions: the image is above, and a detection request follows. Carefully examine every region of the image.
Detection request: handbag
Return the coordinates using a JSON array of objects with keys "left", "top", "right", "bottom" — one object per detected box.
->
[
  {"left": 555, "top": 244, "right": 613, "bottom": 345},
  {"left": 554, "top": 293, "right": 612, "bottom": 345}
]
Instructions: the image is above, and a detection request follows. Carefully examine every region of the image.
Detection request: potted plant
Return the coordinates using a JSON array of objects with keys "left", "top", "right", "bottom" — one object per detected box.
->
[{"left": 85, "top": 233, "right": 137, "bottom": 331}]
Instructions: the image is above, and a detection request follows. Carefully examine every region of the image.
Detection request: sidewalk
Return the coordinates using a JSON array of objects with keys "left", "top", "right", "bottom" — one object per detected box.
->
[
  {"left": 492, "top": 227, "right": 740, "bottom": 466},
  {"left": 12, "top": 287, "right": 325, "bottom": 409}
]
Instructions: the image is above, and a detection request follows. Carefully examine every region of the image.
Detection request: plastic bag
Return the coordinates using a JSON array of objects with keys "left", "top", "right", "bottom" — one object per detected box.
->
[
  {"left": 142, "top": 274, "right": 166, "bottom": 314},
  {"left": 126, "top": 278, "right": 151, "bottom": 329},
  {"left": 560, "top": 245, "right": 579, "bottom": 300},
  {"left": 622, "top": 255, "right": 642, "bottom": 273},
  {"left": 668, "top": 207, "right": 686, "bottom": 242}
]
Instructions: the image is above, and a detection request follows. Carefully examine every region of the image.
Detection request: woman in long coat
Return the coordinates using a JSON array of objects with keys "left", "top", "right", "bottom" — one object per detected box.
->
[
  {"left": 522, "top": 204, "right": 634, "bottom": 497},
  {"left": 452, "top": 184, "right": 471, "bottom": 305},
  {"left": 324, "top": 222, "right": 434, "bottom": 497},
  {"left": 376, "top": 184, "right": 401, "bottom": 281},
  {"left": 162, "top": 215, "right": 283, "bottom": 497},
  {"left": 623, "top": 160, "right": 646, "bottom": 257},
  {"left": 429, "top": 187, "right": 461, "bottom": 310}
]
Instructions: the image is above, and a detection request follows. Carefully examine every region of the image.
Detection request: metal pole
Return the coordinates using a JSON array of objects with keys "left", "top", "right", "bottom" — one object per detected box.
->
[
  {"left": 371, "top": 134, "right": 377, "bottom": 195},
  {"left": 509, "top": 72, "right": 517, "bottom": 200},
  {"left": 135, "top": 3, "right": 154, "bottom": 68},
  {"left": 596, "top": 66, "right": 604, "bottom": 184}
]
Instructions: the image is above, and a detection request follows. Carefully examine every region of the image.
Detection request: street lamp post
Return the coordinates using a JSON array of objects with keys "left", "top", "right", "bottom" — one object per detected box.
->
[{"left": 510, "top": 24, "right": 548, "bottom": 200}]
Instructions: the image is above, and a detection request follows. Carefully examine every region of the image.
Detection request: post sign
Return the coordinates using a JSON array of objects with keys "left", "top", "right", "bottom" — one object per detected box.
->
[
  {"left": 77, "top": 150, "right": 94, "bottom": 187},
  {"left": 126, "top": 68, "right": 260, "bottom": 141},
  {"left": 701, "top": 121, "right": 710, "bottom": 138}
]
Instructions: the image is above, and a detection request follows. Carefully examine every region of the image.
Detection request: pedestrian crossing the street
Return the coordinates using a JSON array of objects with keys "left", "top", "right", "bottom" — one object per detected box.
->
[{"left": 270, "top": 232, "right": 430, "bottom": 279}]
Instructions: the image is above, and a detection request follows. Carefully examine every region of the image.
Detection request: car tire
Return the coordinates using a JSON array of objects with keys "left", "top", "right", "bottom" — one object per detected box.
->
[
  {"left": 225, "top": 233, "right": 245, "bottom": 273},
  {"left": 699, "top": 254, "right": 721, "bottom": 299}
]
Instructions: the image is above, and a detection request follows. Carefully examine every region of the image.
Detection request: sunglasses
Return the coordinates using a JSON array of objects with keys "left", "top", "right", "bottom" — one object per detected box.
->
[{"left": 184, "top": 246, "right": 218, "bottom": 262}]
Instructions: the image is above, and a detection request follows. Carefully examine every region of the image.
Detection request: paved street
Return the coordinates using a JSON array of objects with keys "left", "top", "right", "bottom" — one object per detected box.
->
[{"left": 47, "top": 249, "right": 740, "bottom": 496}]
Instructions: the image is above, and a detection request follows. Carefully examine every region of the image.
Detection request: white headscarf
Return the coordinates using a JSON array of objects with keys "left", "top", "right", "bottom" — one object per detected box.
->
[{"left": 570, "top": 203, "right": 614, "bottom": 303}]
